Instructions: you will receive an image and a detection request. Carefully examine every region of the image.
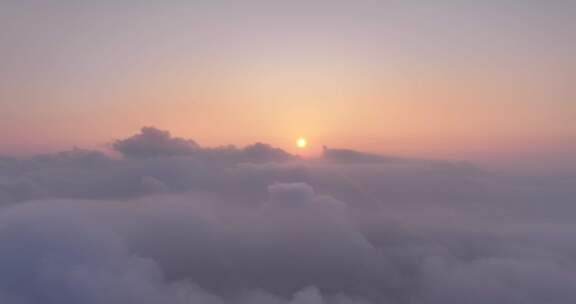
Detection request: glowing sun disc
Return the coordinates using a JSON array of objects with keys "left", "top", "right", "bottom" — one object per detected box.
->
[{"left": 296, "top": 137, "right": 307, "bottom": 149}]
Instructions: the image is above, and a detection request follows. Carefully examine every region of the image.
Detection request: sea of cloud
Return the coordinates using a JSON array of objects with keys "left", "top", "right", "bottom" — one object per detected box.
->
[{"left": 0, "top": 127, "right": 575, "bottom": 304}]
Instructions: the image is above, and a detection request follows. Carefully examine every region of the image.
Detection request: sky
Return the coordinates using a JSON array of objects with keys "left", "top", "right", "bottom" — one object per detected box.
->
[{"left": 1, "top": 0, "right": 575, "bottom": 169}]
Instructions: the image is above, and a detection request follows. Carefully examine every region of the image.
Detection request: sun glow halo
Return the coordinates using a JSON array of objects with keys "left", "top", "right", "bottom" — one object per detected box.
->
[{"left": 296, "top": 137, "right": 307, "bottom": 149}]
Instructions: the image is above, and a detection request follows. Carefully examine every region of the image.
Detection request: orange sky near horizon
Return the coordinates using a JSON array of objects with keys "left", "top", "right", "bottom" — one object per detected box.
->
[{"left": 0, "top": 1, "right": 574, "bottom": 170}]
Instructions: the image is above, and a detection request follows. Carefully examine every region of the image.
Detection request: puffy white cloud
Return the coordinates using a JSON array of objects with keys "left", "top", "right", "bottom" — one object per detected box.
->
[
  {"left": 1, "top": 178, "right": 576, "bottom": 303},
  {"left": 0, "top": 184, "right": 376, "bottom": 304}
]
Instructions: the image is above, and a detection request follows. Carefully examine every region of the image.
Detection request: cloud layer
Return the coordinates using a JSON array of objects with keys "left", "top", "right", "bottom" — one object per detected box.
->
[{"left": 1, "top": 127, "right": 575, "bottom": 304}]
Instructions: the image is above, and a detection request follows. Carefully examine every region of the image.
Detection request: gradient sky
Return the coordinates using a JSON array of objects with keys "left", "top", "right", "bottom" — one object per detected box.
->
[{"left": 1, "top": 0, "right": 574, "bottom": 168}]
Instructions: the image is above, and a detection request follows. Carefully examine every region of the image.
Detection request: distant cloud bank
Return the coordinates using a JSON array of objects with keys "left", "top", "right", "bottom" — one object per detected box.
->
[{"left": 0, "top": 127, "right": 575, "bottom": 304}]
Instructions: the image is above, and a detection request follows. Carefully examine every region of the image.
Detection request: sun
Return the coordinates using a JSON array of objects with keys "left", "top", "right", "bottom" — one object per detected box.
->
[{"left": 296, "top": 137, "right": 307, "bottom": 149}]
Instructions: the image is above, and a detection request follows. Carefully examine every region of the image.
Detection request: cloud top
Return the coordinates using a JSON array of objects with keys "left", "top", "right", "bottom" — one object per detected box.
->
[
  {"left": 1, "top": 127, "right": 575, "bottom": 303},
  {"left": 113, "top": 127, "right": 199, "bottom": 158}
]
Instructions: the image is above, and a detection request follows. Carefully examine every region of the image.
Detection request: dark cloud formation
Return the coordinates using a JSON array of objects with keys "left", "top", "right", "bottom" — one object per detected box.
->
[
  {"left": 322, "top": 147, "right": 405, "bottom": 163},
  {"left": 0, "top": 128, "right": 299, "bottom": 205},
  {"left": 113, "top": 127, "right": 200, "bottom": 158},
  {"left": 1, "top": 127, "right": 576, "bottom": 303},
  {"left": 112, "top": 127, "right": 295, "bottom": 163},
  {"left": 322, "top": 147, "right": 478, "bottom": 176}
]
